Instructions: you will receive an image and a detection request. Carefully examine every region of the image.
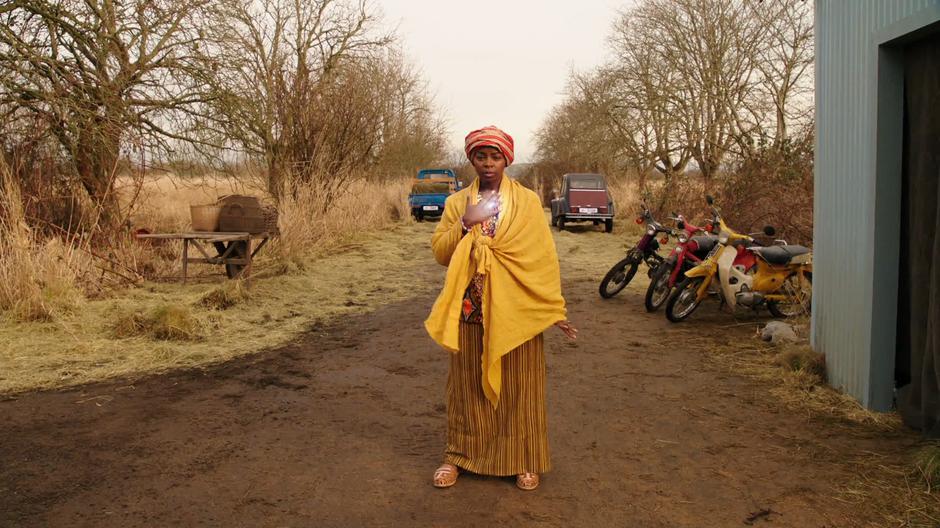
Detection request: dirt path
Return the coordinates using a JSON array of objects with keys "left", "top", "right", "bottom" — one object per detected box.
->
[{"left": 0, "top": 223, "right": 920, "bottom": 527}]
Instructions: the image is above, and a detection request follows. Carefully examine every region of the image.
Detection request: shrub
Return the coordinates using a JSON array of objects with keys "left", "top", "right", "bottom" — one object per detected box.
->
[
  {"left": 112, "top": 304, "right": 203, "bottom": 341},
  {"left": 0, "top": 162, "right": 85, "bottom": 321}
]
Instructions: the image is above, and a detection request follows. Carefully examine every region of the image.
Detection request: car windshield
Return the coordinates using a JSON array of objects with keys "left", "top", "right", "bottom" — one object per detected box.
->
[
  {"left": 412, "top": 181, "right": 452, "bottom": 194},
  {"left": 569, "top": 177, "right": 605, "bottom": 190}
]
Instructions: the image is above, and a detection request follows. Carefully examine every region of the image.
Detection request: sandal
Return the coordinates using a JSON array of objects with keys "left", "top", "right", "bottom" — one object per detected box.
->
[
  {"left": 433, "top": 463, "right": 459, "bottom": 488},
  {"left": 516, "top": 472, "right": 539, "bottom": 491}
]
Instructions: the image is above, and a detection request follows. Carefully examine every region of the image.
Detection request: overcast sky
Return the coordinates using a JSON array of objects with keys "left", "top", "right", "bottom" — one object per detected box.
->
[{"left": 378, "top": 0, "right": 630, "bottom": 164}]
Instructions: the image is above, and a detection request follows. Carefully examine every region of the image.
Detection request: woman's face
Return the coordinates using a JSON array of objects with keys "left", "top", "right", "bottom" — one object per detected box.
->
[{"left": 470, "top": 147, "right": 506, "bottom": 187}]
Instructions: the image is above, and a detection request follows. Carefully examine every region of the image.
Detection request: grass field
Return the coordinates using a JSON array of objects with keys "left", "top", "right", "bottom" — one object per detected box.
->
[{"left": 0, "top": 171, "right": 417, "bottom": 393}]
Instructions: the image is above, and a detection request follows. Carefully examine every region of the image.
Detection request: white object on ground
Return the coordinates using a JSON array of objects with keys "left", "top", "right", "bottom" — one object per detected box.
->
[{"left": 761, "top": 321, "right": 799, "bottom": 344}]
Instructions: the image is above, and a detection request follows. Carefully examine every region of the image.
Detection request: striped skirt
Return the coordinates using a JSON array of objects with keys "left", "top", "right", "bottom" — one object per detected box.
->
[{"left": 443, "top": 321, "right": 551, "bottom": 476}]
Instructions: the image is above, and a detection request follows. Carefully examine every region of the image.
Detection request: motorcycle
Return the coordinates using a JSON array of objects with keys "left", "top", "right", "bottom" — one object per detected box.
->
[
  {"left": 664, "top": 196, "right": 813, "bottom": 322},
  {"left": 643, "top": 212, "right": 718, "bottom": 312},
  {"left": 599, "top": 203, "right": 671, "bottom": 299}
]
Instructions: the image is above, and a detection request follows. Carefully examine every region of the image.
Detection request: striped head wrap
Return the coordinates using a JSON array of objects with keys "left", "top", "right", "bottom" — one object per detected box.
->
[{"left": 464, "top": 126, "right": 515, "bottom": 166}]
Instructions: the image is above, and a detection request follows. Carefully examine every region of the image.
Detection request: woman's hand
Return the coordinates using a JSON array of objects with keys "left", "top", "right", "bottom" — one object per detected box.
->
[
  {"left": 462, "top": 193, "right": 499, "bottom": 228},
  {"left": 555, "top": 320, "right": 578, "bottom": 340}
]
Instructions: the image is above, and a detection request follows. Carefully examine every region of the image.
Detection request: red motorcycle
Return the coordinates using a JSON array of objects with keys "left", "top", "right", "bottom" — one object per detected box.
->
[
  {"left": 599, "top": 203, "right": 672, "bottom": 299},
  {"left": 643, "top": 213, "right": 718, "bottom": 312}
]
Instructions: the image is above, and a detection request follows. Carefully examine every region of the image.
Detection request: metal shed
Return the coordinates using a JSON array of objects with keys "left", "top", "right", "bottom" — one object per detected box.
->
[{"left": 815, "top": 0, "right": 940, "bottom": 418}]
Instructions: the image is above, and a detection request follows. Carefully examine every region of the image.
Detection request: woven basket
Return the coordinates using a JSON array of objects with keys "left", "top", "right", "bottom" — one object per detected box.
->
[
  {"left": 262, "top": 205, "right": 279, "bottom": 235},
  {"left": 190, "top": 204, "right": 222, "bottom": 232}
]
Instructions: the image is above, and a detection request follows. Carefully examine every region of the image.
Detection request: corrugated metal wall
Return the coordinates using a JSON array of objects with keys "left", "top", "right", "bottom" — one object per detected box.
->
[{"left": 815, "top": 0, "right": 940, "bottom": 410}]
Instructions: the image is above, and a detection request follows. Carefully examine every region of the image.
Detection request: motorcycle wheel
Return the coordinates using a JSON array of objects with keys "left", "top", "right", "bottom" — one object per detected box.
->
[
  {"left": 767, "top": 271, "right": 813, "bottom": 318},
  {"left": 599, "top": 254, "right": 640, "bottom": 298},
  {"left": 644, "top": 263, "right": 673, "bottom": 312},
  {"left": 665, "top": 276, "right": 705, "bottom": 322}
]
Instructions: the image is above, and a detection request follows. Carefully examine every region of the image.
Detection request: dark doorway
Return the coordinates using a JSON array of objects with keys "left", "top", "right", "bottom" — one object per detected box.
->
[{"left": 896, "top": 31, "right": 940, "bottom": 435}]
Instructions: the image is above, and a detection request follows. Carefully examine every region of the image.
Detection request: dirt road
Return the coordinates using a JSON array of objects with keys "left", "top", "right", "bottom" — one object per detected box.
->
[{"left": 0, "top": 222, "right": 921, "bottom": 527}]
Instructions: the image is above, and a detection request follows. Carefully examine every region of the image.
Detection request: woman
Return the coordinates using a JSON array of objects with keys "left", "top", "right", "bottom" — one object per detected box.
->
[{"left": 424, "top": 126, "right": 578, "bottom": 491}]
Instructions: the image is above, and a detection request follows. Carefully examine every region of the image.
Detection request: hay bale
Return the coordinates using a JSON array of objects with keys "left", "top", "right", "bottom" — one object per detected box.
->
[
  {"left": 198, "top": 282, "right": 250, "bottom": 310},
  {"left": 112, "top": 304, "right": 202, "bottom": 341},
  {"left": 775, "top": 345, "right": 826, "bottom": 380},
  {"left": 111, "top": 311, "right": 149, "bottom": 338}
]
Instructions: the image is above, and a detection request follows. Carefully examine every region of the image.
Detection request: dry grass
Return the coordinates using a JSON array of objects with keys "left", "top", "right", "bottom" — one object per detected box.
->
[
  {"left": 0, "top": 219, "right": 436, "bottom": 394},
  {"left": 607, "top": 178, "right": 641, "bottom": 222},
  {"left": 271, "top": 178, "right": 412, "bottom": 266},
  {"left": 914, "top": 443, "right": 940, "bottom": 494},
  {"left": 0, "top": 161, "right": 86, "bottom": 322},
  {"left": 112, "top": 304, "right": 205, "bottom": 341},
  {"left": 198, "top": 280, "right": 251, "bottom": 310},
  {"left": 834, "top": 448, "right": 940, "bottom": 528}
]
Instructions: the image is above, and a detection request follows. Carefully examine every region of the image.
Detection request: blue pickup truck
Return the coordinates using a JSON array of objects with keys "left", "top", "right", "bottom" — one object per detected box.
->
[{"left": 409, "top": 169, "right": 461, "bottom": 221}]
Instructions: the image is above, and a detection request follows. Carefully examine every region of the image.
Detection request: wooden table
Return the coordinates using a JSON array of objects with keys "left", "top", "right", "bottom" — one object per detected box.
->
[{"left": 135, "top": 232, "right": 273, "bottom": 283}]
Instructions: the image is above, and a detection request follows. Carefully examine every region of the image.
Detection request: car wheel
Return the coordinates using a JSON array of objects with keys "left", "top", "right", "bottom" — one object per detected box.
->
[
  {"left": 557, "top": 216, "right": 566, "bottom": 230},
  {"left": 604, "top": 219, "right": 613, "bottom": 233}
]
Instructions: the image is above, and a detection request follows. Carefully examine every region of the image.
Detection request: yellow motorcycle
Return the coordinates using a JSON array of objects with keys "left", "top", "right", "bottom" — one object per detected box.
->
[{"left": 664, "top": 196, "right": 813, "bottom": 322}]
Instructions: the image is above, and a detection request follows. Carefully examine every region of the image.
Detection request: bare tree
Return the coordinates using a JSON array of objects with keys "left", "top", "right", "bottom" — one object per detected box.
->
[
  {"left": 605, "top": 12, "right": 695, "bottom": 187},
  {"left": 540, "top": 0, "right": 797, "bottom": 191},
  {"left": 369, "top": 50, "right": 448, "bottom": 181},
  {"left": 535, "top": 77, "right": 639, "bottom": 199},
  {"left": 208, "top": 0, "right": 394, "bottom": 199},
  {"left": 533, "top": 0, "right": 816, "bottom": 234},
  {"left": 0, "top": 0, "right": 220, "bottom": 227},
  {"left": 632, "top": 0, "right": 764, "bottom": 189},
  {"left": 748, "top": 0, "right": 814, "bottom": 145}
]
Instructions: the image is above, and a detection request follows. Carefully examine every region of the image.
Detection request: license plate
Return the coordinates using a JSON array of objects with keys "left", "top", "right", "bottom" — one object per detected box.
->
[
  {"left": 422, "top": 206, "right": 439, "bottom": 211},
  {"left": 579, "top": 207, "right": 598, "bottom": 214}
]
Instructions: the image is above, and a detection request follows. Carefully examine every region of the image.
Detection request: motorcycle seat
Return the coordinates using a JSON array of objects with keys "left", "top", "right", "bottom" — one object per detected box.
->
[
  {"left": 690, "top": 235, "right": 718, "bottom": 255},
  {"left": 754, "top": 245, "right": 811, "bottom": 265}
]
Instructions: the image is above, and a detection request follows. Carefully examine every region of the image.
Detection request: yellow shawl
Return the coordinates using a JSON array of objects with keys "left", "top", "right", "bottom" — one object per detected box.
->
[{"left": 424, "top": 176, "right": 567, "bottom": 407}]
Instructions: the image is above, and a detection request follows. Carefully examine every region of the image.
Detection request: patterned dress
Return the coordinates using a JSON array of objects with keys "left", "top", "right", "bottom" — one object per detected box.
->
[{"left": 461, "top": 193, "right": 501, "bottom": 324}]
